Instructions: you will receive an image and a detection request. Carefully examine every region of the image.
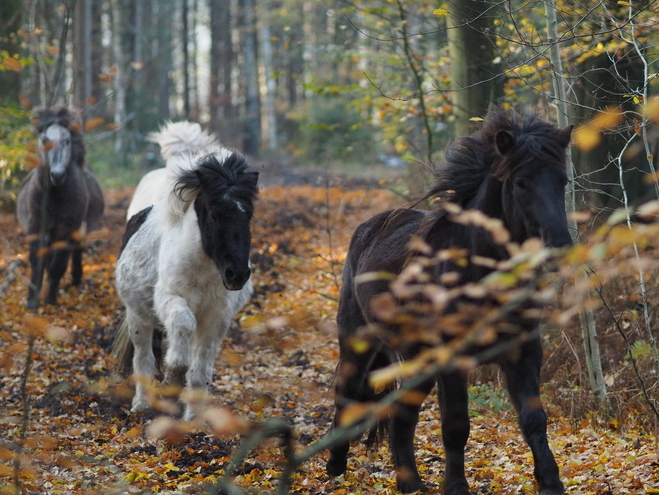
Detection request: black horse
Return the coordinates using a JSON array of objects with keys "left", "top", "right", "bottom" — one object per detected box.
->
[
  {"left": 17, "top": 106, "right": 104, "bottom": 309},
  {"left": 326, "top": 108, "right": 573, "bottom": 494}
]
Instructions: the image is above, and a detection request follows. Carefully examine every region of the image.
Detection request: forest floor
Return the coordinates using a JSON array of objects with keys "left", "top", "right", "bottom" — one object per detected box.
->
[{"left": 0, "top": 168, "right": 658, "bottom": 494}]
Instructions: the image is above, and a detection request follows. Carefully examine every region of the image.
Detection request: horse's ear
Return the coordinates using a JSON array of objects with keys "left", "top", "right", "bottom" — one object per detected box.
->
[
  {"left": 495, "top": 130, "right": 516, "bottom": 155},
  {"left": 243, "top": 171, "right": 259, "bottom": 188},
  {"left": 558, "top": 124, "right": 574, "bottom": 148}
]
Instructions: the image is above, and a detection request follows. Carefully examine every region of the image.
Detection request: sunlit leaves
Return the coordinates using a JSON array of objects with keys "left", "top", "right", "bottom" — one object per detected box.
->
[
  {"left": 1, "top": 57, "right": 22, "bottom": 72},
  {"left": 573, "top": 109, "right": 623, "bottom": 152}
]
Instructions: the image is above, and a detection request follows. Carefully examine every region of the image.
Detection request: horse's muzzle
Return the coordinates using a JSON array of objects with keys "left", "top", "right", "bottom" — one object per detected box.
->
[
  {"left": 50, "top": 169, "right": 67, "bottom": 187},
  {"left": 223, "top": 266, "right": 251, "bottom": 291}
]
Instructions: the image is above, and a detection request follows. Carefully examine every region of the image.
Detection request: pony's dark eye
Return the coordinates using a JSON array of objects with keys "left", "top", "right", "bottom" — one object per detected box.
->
[{"left": 514, "top": 179, "right": 527, "bottom": 191}]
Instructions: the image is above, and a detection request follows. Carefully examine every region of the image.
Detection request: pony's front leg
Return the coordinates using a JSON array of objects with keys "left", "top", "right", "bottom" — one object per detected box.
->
[
  {"left": 183, "top": 316, "right": 229, "bottom": 421},
  {"left": 26, "top": 238, "right": 46, "bottom": 309},
  {"left": 127, "top": 310, "right": 156, "bottom": 413},
  {"left": 502, "top": 340, "right": 565, "bottom": 495},
  {"left": 71, "top": 245, "right": 83, "bottom": 286},
  {"left": 156, "top": 290, "right": 196, "bottom": 393},
  {"left": 45, "top": 248, "right": 71, "bottom": 305},
  {"left": 437, "top": 371, "right": 470, "bottom": 495}
]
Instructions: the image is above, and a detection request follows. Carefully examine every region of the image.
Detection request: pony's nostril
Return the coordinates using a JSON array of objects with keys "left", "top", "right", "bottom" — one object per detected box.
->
[{"left": 225, "top": 268, "right": 236, "bottom": 282}]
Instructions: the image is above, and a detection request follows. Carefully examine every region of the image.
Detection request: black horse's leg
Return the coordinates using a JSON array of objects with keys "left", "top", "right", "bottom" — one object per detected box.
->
[
  {"left": 390, "top": 376, "right": 434, "bottom": 493},
  {"left": 437, "top": 371, "right": 470, "bottom": 495},
  {"left": 501, "top": 339, "right": 565, "bottom": 495},
  {"left": 326, "top": 343, "right": 379, "bottom": 477},
  {"left": 71, "top": 245, "right": 83, "bottom": 286},
  {"left": 26, "top": 239, "right": 45, "bottom": 309},
  {"left": 45, "top": 248, "right": 71, "bottom": 305}
]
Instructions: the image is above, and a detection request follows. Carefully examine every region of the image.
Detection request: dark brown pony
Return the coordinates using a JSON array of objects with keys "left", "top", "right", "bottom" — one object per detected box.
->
[
  {"left": 326, "top": 107, "right": 572, "bottom": 495},
  {"left": 17, "top": 106, "right": 104, "bottom": 308}
]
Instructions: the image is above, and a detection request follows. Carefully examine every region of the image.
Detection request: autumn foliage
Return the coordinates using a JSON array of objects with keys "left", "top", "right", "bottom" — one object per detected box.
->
[{"left": 1, "top": 181, "right": 658, "bottom": 494}]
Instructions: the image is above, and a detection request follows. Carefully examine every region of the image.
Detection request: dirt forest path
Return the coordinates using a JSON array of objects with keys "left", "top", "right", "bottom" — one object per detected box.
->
[{"left": 0, "top": 177, "right": 657, "bottom": 494}]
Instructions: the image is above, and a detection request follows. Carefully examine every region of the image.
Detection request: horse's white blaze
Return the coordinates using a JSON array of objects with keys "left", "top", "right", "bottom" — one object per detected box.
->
[{"left": 40, "top": 124, "right": 72, "bottom": 175}]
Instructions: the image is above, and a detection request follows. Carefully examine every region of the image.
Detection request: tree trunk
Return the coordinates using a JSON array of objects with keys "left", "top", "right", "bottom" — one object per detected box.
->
[
  {"left": 446, "top": 0, "right": 501, "bottom": 137},
  {"left": 72, "top": 0, "right": 91, "bottom": 117},
  {"left": 182, "top": 0, "right": 191, "bottom": 118},
  {"left": 191, "top": 0, "right": 200, "bottom": 119},
  {"left": 0, "top": 0, "right": 22, "bottom": 104},
  {"left": 240, "top": 0, "right": 261, "bottom": 156},
  {"left": 545, "top": 0, "right": 608, "bottom": 407},
  {"left": 158, "top": 2, "right": 173, "bottom": 119},
  {"left": 90, "top": 1, "right": 105, "bottom": 116},
  {"left": 110, "top": 0, "right": 128, "bottom": 158},
  {"left": 259, "top": 5, "right": 277, "bottom": 152}
]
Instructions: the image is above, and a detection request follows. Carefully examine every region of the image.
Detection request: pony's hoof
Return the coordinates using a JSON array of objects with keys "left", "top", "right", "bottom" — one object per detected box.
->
[
  {"left": 326, "top": 456, "right": 347, "bottom": 477},
  {"left": 131, "top": 399, "right": 150, "bottom": 414},
  {"left": 397, "top": 478, "right": 428, "bottom": 493},
  {"left": 443, "top": 478, "right": 470, "bottom": 495},
  {"left": 25, "top": 299, "right": 39, "bottom": 310}
]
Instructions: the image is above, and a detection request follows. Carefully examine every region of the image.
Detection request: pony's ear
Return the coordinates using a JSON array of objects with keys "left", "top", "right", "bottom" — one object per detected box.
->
[
  {"left": 243, "top": 171, "right": 259, "bottom": 189},
  {"left": 558, "top": 124, "right": 574, "bottom": 148},
  {"left": 495, "top": 130, "right": 516, "bottom": 155}
]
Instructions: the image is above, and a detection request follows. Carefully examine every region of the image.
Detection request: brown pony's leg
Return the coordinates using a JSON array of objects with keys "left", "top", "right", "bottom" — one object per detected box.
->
[
  {"left": 26, "top": 239, "right": 45, "bottom": 309},
  {"left": 390, "top": 376, "right": 434, "bottom": 493},
  {"left": 326, "top": 345, "right": 378, "bottom": 477},
  {"left": 71, "top": 246, "right": 83, "bottom": 286},
  {"left": 501, "top": 339, "right": 565, "bottom": 495},
  {"left": 45, "top": 249, "right": 71, "bottom": 305},
  {"left": 437, "top": 371, "right": 470, "bottom": 495}
]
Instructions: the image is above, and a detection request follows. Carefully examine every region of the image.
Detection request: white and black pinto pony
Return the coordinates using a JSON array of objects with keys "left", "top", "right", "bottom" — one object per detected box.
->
[
  {"left": 17, "top": 105, "right": 104, "bottom": 309},
  {"left": 113, "top": 123, "right": 258, "bottom": 420}
]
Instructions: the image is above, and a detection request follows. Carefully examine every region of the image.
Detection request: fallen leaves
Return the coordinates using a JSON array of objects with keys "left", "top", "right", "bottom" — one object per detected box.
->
[{"left": 0, "top": 184, "right": 658, "bottom": 494}]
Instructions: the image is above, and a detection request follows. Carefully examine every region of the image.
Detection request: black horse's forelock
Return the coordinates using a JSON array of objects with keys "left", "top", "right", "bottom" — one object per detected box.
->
[
  {"left": 173, "top": 151, "right": 258, "bottom": 210},
  {"left": 34, "top": 105, "right": 86, "bottom": 168},
  {"left": 425, "top": 107, "right": 568, "bottom": 207}
]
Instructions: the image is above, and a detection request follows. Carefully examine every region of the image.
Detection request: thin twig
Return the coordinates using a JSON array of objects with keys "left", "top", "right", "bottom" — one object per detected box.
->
[{"left": 594, "top": 286, "right": 659, "bottom": 420}]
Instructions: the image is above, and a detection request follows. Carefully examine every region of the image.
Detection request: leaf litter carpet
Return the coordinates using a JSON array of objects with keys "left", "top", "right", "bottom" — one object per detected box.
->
[{"left": 0, "top": 183, "right": 657, "bottom": 494}]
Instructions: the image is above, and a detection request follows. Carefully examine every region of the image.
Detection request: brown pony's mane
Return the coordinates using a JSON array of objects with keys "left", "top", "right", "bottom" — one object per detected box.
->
[
  {"left": 416, "top": 106, "right": 569, "bottom": 242},
  {"left": 33, "top": 105, "right": 86, "bottom": 168},
  {"left": 424, "top": 107, "right": 567, "bottom": 207}
]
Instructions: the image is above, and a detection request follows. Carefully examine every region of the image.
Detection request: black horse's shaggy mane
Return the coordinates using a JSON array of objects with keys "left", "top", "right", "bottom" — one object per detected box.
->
[
  {"left": 33, "top": 105, "right": 86, "bottom": 168},
  {"left": 425, "top": 106, "right": 569, "bottom": 208},
  {"left": 174, "top": 152, "right": 259, "bottom": 213}
]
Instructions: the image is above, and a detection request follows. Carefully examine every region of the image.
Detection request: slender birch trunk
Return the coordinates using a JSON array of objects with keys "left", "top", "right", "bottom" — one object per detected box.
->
[{"left": 544, "top": 0, "right": 608, "bottom": 405}]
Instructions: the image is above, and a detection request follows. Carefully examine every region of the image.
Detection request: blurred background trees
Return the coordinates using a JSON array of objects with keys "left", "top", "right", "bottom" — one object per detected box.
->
[{"left": 0, "top": 0, "right": 656, "bottom": 204}]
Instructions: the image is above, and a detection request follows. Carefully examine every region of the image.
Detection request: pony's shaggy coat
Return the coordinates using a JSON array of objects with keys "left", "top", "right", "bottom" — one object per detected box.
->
[
  {"left": 326, "top": 108, "right": 572, "bottom": 495},
  {"left": 17, "top": 105, "right": 104, "bottom": 308},
  {"left": 114, "top": 123, "right": 258, "bottom": 420},
  {"left": 126, "top": 121, "right": 221, "bottom": 220}
]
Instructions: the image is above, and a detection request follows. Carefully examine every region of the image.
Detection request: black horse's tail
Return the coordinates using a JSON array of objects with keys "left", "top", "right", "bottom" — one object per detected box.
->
[{"left": 111, "top": 311, "right": 165, "bottom": 376}]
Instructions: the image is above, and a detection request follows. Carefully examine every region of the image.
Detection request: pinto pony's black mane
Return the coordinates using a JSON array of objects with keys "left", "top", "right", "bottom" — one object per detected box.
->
[
  {"left": 173, "top": 152, "right": 258, "bottom": 213},
  {"left": 33, "top": 105, "right": 86, "bottom": 168},
  {"left": 424, "top": 107, "right": 568, "bottom": 207}
]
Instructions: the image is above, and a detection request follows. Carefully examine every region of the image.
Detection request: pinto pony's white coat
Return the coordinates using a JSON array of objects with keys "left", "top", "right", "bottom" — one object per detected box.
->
[
  {"left": 126, "top": 121, "right": 220, "bottom": 220},
  {"left": 115, "top": 123, "right": 257, "bottom": 420}
]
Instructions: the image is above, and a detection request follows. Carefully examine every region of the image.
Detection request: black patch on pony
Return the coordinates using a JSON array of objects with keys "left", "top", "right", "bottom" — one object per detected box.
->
[{"left": 119, "top": 206, "right": 153, "bottom": 257}]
